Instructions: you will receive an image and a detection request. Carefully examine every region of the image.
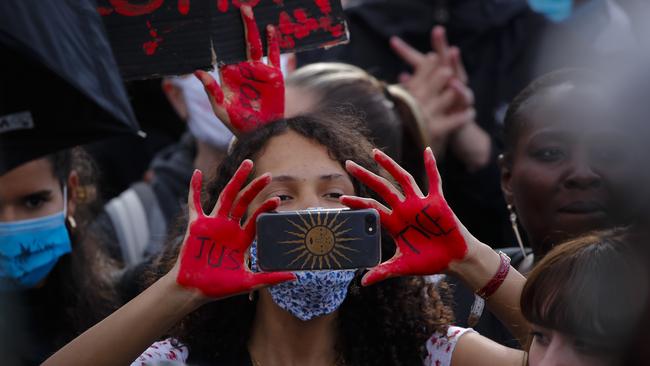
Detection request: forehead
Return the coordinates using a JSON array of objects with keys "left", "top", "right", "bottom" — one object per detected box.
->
[
  {"left": 253, "top": 130, "right": 346, "bottom": 178},
  {"left": 520, "top": 83, "right": 620, "bottom": 137},
  {"left": 0, "top": 159, "right": 59, "bottom": 199}
]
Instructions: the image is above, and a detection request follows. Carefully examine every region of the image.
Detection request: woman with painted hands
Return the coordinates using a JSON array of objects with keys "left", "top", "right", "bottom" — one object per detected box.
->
[
  {"left": 0, "top": 149, "right": 117, "bottom": 365},
  {"left": 44, "top": 6, "right": 526, "bottom": 366}
]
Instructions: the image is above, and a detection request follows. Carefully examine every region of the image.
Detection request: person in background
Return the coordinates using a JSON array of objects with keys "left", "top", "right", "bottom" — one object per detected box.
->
[
  {"left": 0, "top": 148, "right": 118, "bottom": 365},
  {"left": 521, "top": 228, "right": 648, "bottom": 365},
  {"left": 93, "top": 71, "right": 234, "bottom": 268}
]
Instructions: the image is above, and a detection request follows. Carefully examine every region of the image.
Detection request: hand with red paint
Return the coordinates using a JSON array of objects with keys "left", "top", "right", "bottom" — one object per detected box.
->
[
  {"left": 341, "top": 148, "right": 472, "bottom": 286},
  {"left": 195, "top": 5, "right": 284, "bottom": 135},
  {"left": 175, "top": 161, "right": 295, "bottom": 299}
]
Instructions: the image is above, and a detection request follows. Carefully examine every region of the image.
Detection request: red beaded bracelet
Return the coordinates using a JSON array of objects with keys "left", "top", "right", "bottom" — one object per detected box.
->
[{"left": 476, "top": 251, "right": 511, "bottom": 300}]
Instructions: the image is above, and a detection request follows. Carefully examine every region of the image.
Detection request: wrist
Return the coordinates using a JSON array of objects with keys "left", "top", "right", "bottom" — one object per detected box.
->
[
  {"left": 447, "top": 239, "right": 501, "bottom": 290},
  {"left": 160, "top": 272, "right": 209, "bottom": 311}
]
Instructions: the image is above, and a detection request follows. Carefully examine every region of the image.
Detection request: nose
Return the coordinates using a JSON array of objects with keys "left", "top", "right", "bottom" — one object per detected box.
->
[
  {"left": 563, "top": 151, "right": 602, "bottom": 190},
  {"left": 0, "top": 207, "right": 16, "bottom": 222}
]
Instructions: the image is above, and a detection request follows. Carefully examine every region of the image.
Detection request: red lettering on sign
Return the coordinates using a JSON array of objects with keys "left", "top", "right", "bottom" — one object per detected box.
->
[
  {"left": 178, "top": 0, "right": 190, "bottom": 14},
  {"left": 142, "top": 20, "right": 163, "bottom": 55},
  {"left": 109, "top": 0, "right": 164, "bottom": 16}
]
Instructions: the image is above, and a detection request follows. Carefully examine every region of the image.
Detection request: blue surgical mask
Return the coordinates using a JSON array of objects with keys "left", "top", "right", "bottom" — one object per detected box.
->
[
  {"left": 0, "top": 187, "right": 72, "bottom": 291},
  {"left": 528, "top": 0, "right": 574, "bottom": 22},
  {"left": 250, "top": 240, "right": 355, "bottom": 321}
]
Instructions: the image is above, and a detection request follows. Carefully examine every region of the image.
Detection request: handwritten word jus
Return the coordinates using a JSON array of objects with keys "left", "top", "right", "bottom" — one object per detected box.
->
[{"left": 193, "top": 236, "right": 241, "bottom": 270}]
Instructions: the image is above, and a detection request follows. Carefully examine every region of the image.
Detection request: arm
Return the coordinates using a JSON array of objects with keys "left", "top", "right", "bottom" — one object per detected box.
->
[
  {"left": 341, "top": 147, "right": 529, "bottom": 346},
  {"left": 451, "top": 331, "right": 525, "bottom": 366},
  {"left": 44, "top": 163, "right": 294, "bottom": 366}
]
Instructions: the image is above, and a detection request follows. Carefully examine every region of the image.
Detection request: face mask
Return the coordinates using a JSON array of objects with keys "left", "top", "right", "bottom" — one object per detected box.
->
[
  {"left": 250, "top": 240, "right": 356, "bottom": 321},
  {"left": 0, "top": 187, "right": 72, "bottom": 291},
  {"left": 528, "top": 0, "right": 574, "bottom": 22},
  {"left": 168, "top": 72, "right": 234, "bottom": 151}
]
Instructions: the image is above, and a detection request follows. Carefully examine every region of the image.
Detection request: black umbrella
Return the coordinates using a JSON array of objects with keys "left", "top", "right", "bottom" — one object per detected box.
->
[{"left": 0, "top": 0, "right": 141, "bottom": 175}]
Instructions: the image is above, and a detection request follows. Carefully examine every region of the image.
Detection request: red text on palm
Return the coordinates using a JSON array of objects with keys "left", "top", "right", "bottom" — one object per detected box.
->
[
  {"left": 342, "top": 148, "right": 467, "bottom": 285},
  {"left": 177, "top": 164, "right": 295, "bottom": 299}
]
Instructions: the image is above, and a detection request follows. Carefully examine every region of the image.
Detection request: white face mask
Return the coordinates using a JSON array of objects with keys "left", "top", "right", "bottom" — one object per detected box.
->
[
  {"left": 168, "top": 72, "right": 234, "bottom": 151},
  {"left": 168, "top": 55, "right": 292, "bottom": 150}
]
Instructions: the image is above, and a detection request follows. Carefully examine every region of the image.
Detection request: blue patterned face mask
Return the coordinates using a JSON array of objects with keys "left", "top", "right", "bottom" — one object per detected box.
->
[
  {"left": 250, "top": 240, "right": 355, "bottom": 321},
  {"left": 0, "top": 187, "right": 72, "bottom": 291},
  {"left": 528, "top": 0, "right": 574, "bottom": 22}
]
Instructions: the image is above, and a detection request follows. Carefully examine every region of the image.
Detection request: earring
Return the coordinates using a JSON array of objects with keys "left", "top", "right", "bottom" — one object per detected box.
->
[
  {"left": 67, "top": 216, "right": 77, "bottom": 230},
  {"left": 507, "top": 204, "right": 527, "bottom": 258},
  {"left": 248, "top": 291, "right": 255, "bottom": 302}
]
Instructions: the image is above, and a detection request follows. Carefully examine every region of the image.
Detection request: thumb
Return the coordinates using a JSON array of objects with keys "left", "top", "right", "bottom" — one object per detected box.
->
[
  {"left": 361, "top": 257, "right": 406, "bottom": 286},
  {"left": 247, "top": 272, "right": 297, "bottom": 289}
]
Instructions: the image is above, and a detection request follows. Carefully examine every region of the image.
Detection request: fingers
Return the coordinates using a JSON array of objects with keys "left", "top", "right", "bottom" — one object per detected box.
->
[
  {"left": 449, "top": 47, "right": 468, "bottom": 84},
  {"left": 230, "top": 173, "right": 272, "bottom": 221},
  {"left": 431, "top": 26, "right": 450, "bottom": 65},
  {"left": 267, "top": 25, "right": 281, "bottom": 68},
  {"left": 243, "top": 197, "right": 281, "bottom": 239},
  {"left": 390, "top": 36, "right": 425, "bottom": 68},
  {"left": 194, "top": 70, "right": 232, "bottom": 125},
  {"left": 241, "top": 5, "right": 263, "bottom": 61},
  {"left": 188, "top": 170, "right": 205, "bottom": 220},
  {"left": 449, "top": 78, "right": 474, "bottom": 107},
  {"left": 215, "top": 160, "right": 254, "bottom": 216},
  {"left": 424, "top": 147, "right": 443, "bottom": 195},
  {"left": 340, "top": 195, "right": 397, "bottom": 231},
  {"left": 345, "top": 160, "right": 403, "bottom": 207},
  {"left": 246, "top": 271, "right": 297, "bottom": 289},
  {"left": 373, "top": 149, "right": 423, "bottom": 197},
  {"left": 361, "top": 256, "right": 406, "bottom": 286}
]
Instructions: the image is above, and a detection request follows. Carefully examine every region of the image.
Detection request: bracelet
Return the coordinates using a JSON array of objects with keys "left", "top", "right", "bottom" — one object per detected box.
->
[{"left": 476, "top": 251, "right": 511, "bottom": 300}]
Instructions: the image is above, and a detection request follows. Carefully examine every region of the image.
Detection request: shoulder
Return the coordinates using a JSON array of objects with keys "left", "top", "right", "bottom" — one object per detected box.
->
[
  {"left": 131, "top": 338, "right": 189, "bottom": 366},
  {"left": 423, "top": 326, "right": 475, "bottom": 366}
]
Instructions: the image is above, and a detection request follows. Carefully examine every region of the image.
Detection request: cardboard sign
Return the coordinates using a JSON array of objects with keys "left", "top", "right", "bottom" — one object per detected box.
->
[{"left": 98, "top": 0, "right": 348, "bottom": 80}]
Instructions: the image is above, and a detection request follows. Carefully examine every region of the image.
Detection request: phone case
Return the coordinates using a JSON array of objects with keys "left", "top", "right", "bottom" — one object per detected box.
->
[{"left": 256, "top": 208, "right": 381, "bottom": 271}]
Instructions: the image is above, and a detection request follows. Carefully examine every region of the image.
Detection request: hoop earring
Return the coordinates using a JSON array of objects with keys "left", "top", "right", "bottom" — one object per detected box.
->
[
  {"left": 67, "top": 216, "right": 77, "bottom": 231},
  {"left": 507, "top": 204, "right": 526, "bottom": 258}
]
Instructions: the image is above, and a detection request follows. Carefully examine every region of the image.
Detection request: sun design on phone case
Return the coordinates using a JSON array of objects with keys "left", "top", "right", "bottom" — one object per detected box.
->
[{"left": 280, "top": 210, "right": 360, "bottom": 270}]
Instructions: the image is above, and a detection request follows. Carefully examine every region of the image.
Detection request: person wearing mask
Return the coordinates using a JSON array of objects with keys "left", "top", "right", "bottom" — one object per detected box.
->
[{"left": 0, "top": 149, "right": 118, "bottom": 364}]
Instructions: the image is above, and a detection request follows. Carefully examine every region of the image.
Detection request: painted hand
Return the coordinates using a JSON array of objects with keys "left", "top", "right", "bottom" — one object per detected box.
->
[
  {"left": 341, "top": 148, "right": 468, "bottom": 286},
  {"left": 195, "top": 5, "right": 284, "bottom": 134},
  {"left": 176, "top": 161, "right": 295, "bottom": 299}
]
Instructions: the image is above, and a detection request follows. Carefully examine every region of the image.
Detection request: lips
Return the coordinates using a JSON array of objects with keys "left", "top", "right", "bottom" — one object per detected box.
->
[{"left": 558, "top": 201, "right": 606, "bottom": 214}]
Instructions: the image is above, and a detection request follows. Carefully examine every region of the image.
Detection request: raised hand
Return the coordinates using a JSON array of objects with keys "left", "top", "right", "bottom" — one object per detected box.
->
[
  {"left": 390, "top": 28, "right": 475, "bottom": 156},
  {"left": 176, "top": 162, "right": 295, "bottom": 299},
  {"left": 341, "top": 148, "right": 468, "bottom": 286},
  {"left": 195, "top": 5, "right": 284, "bottom": 134}
]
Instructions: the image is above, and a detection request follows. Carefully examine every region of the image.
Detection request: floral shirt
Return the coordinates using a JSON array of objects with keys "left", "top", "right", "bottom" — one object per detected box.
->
[{"left": 132, "top": 326, "right": 473, "bottom": 366}]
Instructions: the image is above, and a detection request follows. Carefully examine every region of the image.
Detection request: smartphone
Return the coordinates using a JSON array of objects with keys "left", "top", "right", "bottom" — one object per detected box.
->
[{"left": 256, "top": 208, "right": 381, "bottom": 271}]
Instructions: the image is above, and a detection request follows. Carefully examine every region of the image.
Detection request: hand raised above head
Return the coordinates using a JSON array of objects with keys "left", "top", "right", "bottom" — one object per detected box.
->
[
  {"left": 174, "top": 162, "right": 295, "bottom": 300},
  {"left": 195, "top": 5, "right": 284, "bottom": 135},
  {"left": 341, "top": 148, "right": 470, "bottom": 286}
]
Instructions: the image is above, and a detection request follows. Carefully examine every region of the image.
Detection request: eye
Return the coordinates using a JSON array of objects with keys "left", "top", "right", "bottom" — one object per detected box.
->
[
  {"left": 23, "top": 193, "right": 51, "bottom": 210},
  {"left": 276, "top": 194, "right": 293, "bottom": 202},
  {"left": 324, "top": 192, "right": 343, "bottom": 199},
  {"left": 531, "top": 331, "right": 550, "bottom": 347},
  {"left": 532, "top": 147, "right": 565, "bottom": 162}
]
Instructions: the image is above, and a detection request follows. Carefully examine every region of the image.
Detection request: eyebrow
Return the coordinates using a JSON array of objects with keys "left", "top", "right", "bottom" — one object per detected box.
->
[{"left": 271, "top": 173, "right": 346, "bottom": 182}]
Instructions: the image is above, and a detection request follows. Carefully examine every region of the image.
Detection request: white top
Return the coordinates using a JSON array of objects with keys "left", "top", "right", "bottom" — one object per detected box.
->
[{"left": 132, "top": 326, "right": 474, "bottom": 366}]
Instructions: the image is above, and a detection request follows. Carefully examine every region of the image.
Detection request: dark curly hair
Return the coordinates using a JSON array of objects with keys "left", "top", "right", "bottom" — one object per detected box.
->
[{"left": 148, "top": 114, "right": 454, "bottom": 365}]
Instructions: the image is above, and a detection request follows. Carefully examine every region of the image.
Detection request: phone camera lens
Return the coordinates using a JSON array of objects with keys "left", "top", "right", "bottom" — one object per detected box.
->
[{"left": 365, "top": 214, "right": 377, "bottom": 235}]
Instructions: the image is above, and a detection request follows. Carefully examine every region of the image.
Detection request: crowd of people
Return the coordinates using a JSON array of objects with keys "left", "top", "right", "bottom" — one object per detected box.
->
[{"left": 2, "top": 0, "right": 650, "bottom": 365}]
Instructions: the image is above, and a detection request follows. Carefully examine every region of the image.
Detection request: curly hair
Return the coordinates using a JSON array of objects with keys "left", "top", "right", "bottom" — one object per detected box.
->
[{"left": 147, "top": 114, "right": 454, "bottom": 365}]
